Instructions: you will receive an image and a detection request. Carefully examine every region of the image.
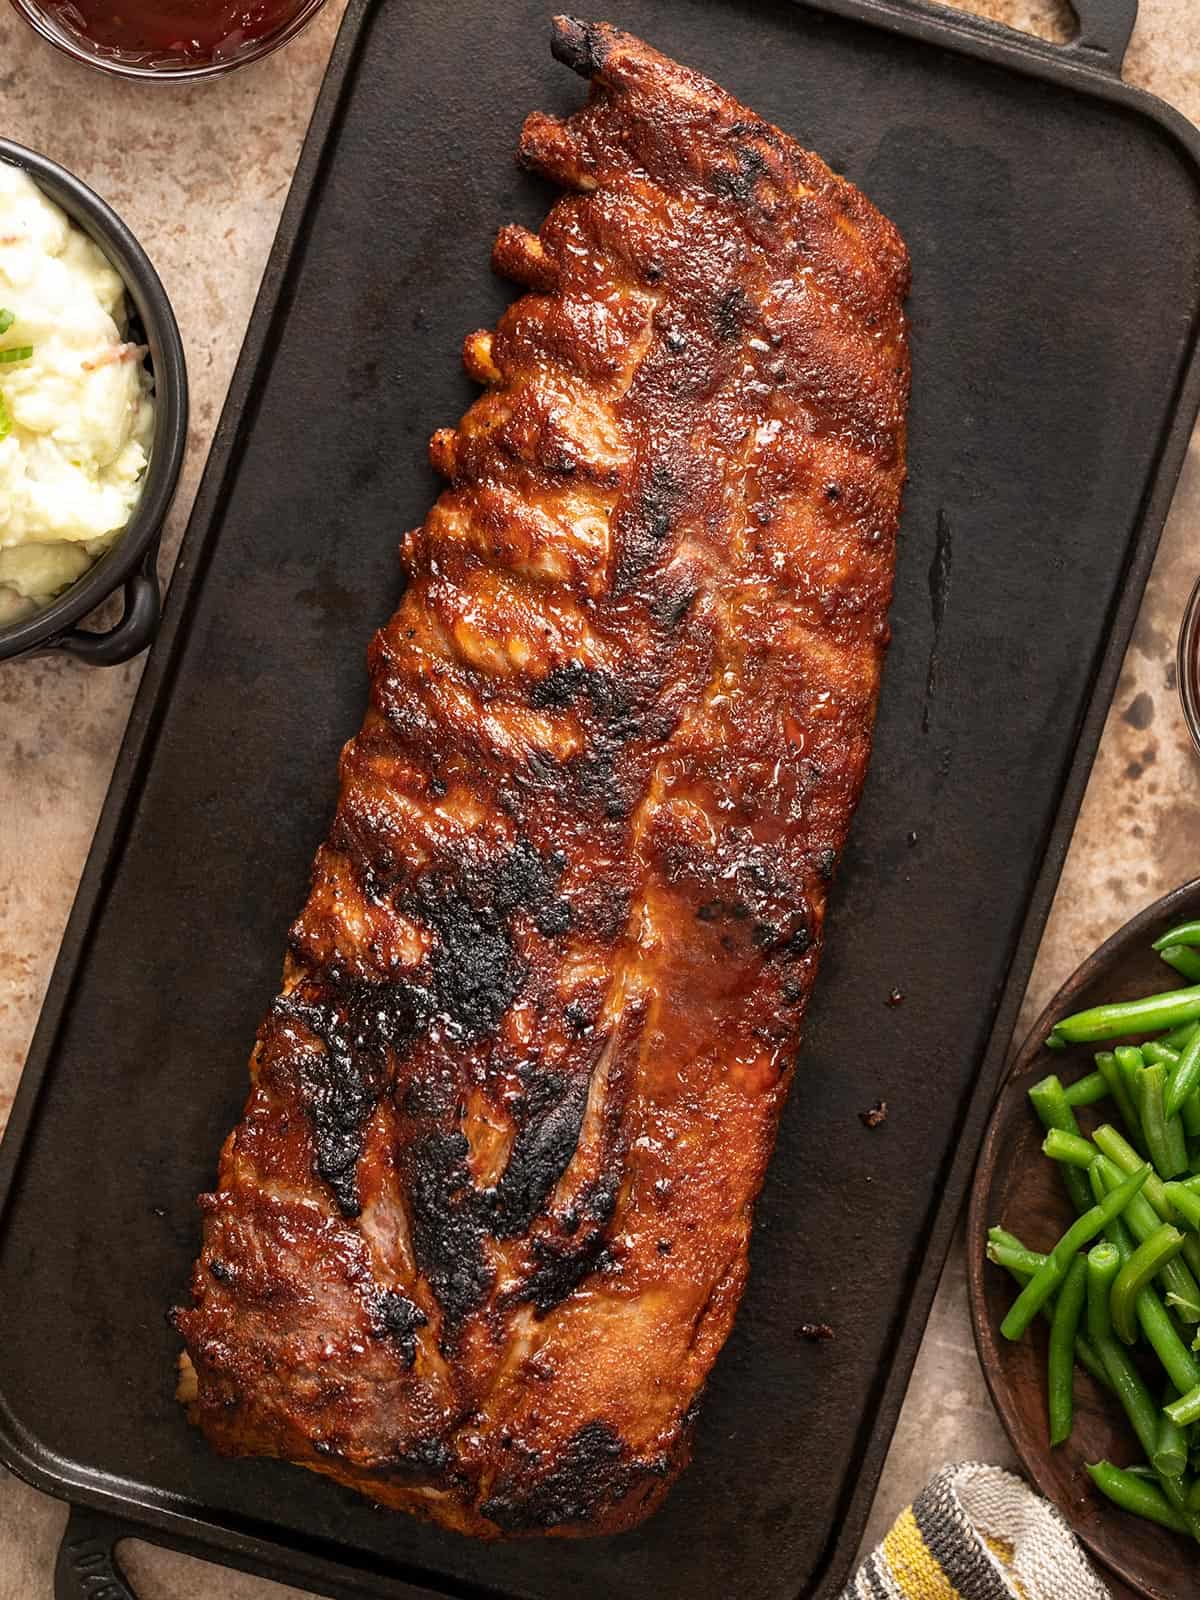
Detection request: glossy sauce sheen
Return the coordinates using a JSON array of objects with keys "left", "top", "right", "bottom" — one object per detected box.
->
[
  {"left": 46, "top": 0, "right": 300, "bottom": 63},
  {"left": 174, "top": 18, "right": 910, "bottom": 1539}
]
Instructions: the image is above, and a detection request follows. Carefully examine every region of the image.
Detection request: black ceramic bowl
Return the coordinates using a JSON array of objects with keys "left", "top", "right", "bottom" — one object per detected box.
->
[{"left": 0, "top": 140, "right": 187, "bottom": 666}]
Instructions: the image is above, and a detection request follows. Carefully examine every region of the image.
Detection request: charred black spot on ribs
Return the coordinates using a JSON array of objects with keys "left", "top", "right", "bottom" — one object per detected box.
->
[
  {"left": 549, "top": 14, "right": 610, "bottom": 77},
  {"left": 406, "top": 841, "right": 566, "bottom": 1039},
  {"left": 529, "top": 665, "right": 645, "bottom": 747},
  {"left": 486, "top": 1070, "right": 591, "bottom": 1239},
  {"left": 369, "top": 1288, "right": 428, "bottom": 1366},
  {"left": 615, "top": 462, "right": 681, "bottom": 590},
  {"left": 713, "top": 144, "right": 769, "bottom": 204},
  {"left": 423, "top": 896, "right": 522, "bottom": 1041},
  {"left": 713, "top": 284, "right": 752, "bottom": 343},
  {"left": 406, "top": 1130, "right": 494, "bottom": 1333},
  {"left": 522, "top": 1230, "right": 613, "bottom": 1316},
  {"left": 481, "top": 1421, "right": 667, "bottom": 1533},
  {"left": 277, "top": 983, "right": 420, "bottom": 1217}
]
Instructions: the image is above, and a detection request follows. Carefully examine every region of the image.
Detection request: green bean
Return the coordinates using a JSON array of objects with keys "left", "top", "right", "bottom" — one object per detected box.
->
[
  {"left": 1146, "top": 1041, "right": 1182, "bottom": 1067},
  {"left": 1113, "top": 1225, "right": 1187, "bottom": 1343},
  {"left": 1136, "top": 1285, "right": 1200, "bottom": 1394},
  {"left": 1168, "top": 1027, "right": 1200, "bottom": 1121},
  {"left": 987, "top": 1233, "right": 1046, "bottom": 1277},
  {"left": 1096, "top": 1125, "right": 1200, "bottom": 1288},
  {"left": 1165, "top": 1021, "right": 1200, "bottom": 1052},
  {"left": 1087, "top": 1242, "right": 1121, "bottom": 1340},
  {"left": 1064, "top": 1070, "right": 1110, "bottom": 1107},
  {"left": 1155, "top": 1386, "right": 1190, "bottom": 1478},
  {"left": 988, "top": 1229, "right": 1111, "bottom": 1390},
  {"left": 1050, "top": 986, "right": 1200, "bottom": 1046},
  {"left": 1166, "top": 1383, "right": 1200, "bottom": 1427},
  {"left": 1155, "top": 1470, "right": 1200, "bottom": 1542},
  {"left": 1138, "top": 1061, "right": 1188, "bottom": 1178},
  {"left": 1086, "top": 1461, "right": 1190, "bottom": 1531},
  {"left": 1116, "top": 1045, "right": 1150, "bottom": 1144},
  {"left": 1093, "top": 1126, "right": 1177, "bottom": 1222},
  {"left": 1166, "top": 1184, "right": 1200, "bottom": 1232},
  {"left": 1162, "top": 946, "right": 1200, "bottom": 984},
  {"left": 1189, "top": 1475, "right": 1200, "bottom": 1512},
  {"left": 1092, "top": 1149, "right": 1200, "bottom": 1318},
  {"left": 1042, "top": 1128, "right": 1096, "bottom": 1168},
  {"left": 1000, "top": 1164, "right": 1151, "bottom": 1340},
  {"left": 1150, "top": 1042, "right": 1200, "bottom": 1136},
  {"left": 1096, "top": 1052, "right": 1142, "bottom": 1143},
  {"left": 1155, "top": 923, "right": 1200, "bottom": 953},
  {"left": 1049, "top": 1255, "right": 1088, "bottom": 1445},
  {"left": 1028, "top": 1076, "right": 1094, "bottom": 1214}
]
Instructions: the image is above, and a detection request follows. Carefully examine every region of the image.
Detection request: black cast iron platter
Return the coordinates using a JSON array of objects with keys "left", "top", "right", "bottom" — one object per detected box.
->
[{"left": 3, "top": 1, "right": 1200, "bottom": 1597}]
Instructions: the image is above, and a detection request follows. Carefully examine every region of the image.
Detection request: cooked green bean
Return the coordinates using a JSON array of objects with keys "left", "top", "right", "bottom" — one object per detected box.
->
[
  {"left": 1086, "top": 1461, "right": 1190, "bottom": 1531},
  {"left": 988, "top": 1230, "right": 1111, "bottom": 1390},
  {"left": 1165, "top": 1382, "right": 1200, "bottom": 1427},
  {"left": 1155, "top": 923, "right": 1200, "bottom": 953},
  {"left": 1096, "top": 1123, "right": 1200, "bottom": 1286},
  {"left": 1167, "top": 1027, "right": 1200, "bottom": 1121},
  {"left": 1137, "top": 1061, "right": 1188, "bottom": 1178},
  {"left": 1000, "top": 1164, "right": 1151, "bottom": 1340},
  {"left": 1096, "top": 1051, "right": 1143, "bottom": 1142},
  {"left": 1112, "top": 1225, "right": 1187, "bottom": 1344},
  {"left": 1165, "top": 1020, "right": 1200, "bottom": 1052},
  {"left": 987, "top": 1233, "right": 1046, "bottom": 1276},
  {"left": 1093, "top": 1125, "right": 1177, "bottom": 1220},
  {"left": 1154, "top": 1471, "right": 1200, "bottom": 1542},
  {"left": 1115, "top": 1046, "right": 1151, "bottom": 1154},
  {"left": 1162, "top": 946, "right": 1200, "bottom": 984},
  {"left": 1049, "top": 986, "right": 1200, "bottom": 1046},
  {"left": 1092, "top": 1150, "right": 1200, "bottom": 1319},
  {"left": 1166, "top": 1183, "right": 1200, "bottom": 1232},
  {"left": 1028, "top": 1076, "right": 1094, "bottom": 1214},
  {"left": 1042, "top": 1128, "right": 1096, "bottom": 1168},
  {"left": 1049, "top": 1255, "right": 1088, "bottom": 1446},
  {"left": 1136, "top": 1284, "right": 1200, "bottom": 1394},
  {"left": 1149, "top": 1041, "right": 1200, "bottom": 1135},
  {"left": 1154, "top": 1386, "right": 1190, "bottom": 1478},
  {"left": 1145, "top": 1041, "right": 1182, "bottom": 1067},
  {"left": 1063, "top": 1071, "right": 1110, "bottom": 1107},
  {"left": 1087, "top": 1242, "right": 1120, "bottom": 1340}
]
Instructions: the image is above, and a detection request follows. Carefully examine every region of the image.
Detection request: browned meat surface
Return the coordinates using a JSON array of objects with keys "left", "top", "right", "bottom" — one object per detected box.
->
[{"left": 173, "top": 16, "right": 910, "bottom": 1539}]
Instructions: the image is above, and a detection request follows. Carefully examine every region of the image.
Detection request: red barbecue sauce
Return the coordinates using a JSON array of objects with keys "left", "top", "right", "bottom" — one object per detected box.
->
[{"left": 45, "top": 0, "right": 306, "bottom": 65}]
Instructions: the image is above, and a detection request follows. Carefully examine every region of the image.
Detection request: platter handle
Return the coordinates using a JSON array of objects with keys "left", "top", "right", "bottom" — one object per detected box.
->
[
  {"left": 1069, "top": 0, "right": 1137, "bottom": 71},
  {"left": 54, "top": 1505, "right": 140, "bottom": 1599}
]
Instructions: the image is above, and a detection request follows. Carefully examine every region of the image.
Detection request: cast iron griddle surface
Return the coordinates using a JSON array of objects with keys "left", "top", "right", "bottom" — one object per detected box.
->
[{"left": 3, "top": 2, "right": 1199, "bottom": 1597}]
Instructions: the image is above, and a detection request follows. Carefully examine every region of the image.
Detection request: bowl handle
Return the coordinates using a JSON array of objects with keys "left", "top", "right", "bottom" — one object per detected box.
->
[
  {"left": 53, "top": 560, "right": 161, "bottom": 668},
  {"left": 55, "top": 1506, "right": 140, "bottom": 1599}
]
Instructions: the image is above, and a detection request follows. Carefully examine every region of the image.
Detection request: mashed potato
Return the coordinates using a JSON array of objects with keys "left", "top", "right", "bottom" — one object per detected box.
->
[{"left": 0, "top": 163, "right": 155, "bottom": 626}]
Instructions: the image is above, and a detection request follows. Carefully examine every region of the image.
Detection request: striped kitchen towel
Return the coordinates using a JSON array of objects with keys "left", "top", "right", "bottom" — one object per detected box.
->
[{"left": 844, "top": 1464, "right": 1110, "bottom": 1600}]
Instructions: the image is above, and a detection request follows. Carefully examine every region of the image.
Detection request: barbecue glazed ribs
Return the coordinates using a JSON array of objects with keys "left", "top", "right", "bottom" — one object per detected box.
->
[{"left": 174, "top": 17, "right": 910, "bottom": 1539}]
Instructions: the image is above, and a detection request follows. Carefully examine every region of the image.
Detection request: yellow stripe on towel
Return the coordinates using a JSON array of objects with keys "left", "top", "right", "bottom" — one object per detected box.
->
[{"left": 882, "top": 1506, "right": 961, "bottom": 1600}]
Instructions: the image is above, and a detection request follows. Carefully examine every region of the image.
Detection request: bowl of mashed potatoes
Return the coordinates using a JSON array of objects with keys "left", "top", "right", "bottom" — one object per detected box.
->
[{"left": 0, "top": 140, "right": 187, "bottom": 665}]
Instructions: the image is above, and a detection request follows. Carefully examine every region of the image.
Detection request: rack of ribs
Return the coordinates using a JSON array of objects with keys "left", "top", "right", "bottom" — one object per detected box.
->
[{"left": 173, "top": 15, "right": 910, "bottom": 1539}]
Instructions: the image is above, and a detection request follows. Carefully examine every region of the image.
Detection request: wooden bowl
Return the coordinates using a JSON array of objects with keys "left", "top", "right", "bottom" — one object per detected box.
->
[{"left": 968, "top": 879, "right": 1200, "bottom": 1600}]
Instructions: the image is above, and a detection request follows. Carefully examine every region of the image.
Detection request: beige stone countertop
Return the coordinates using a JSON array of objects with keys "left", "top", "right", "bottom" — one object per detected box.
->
[{"left": 1, "top": 2, "right": 1198, "bottom": 1594}]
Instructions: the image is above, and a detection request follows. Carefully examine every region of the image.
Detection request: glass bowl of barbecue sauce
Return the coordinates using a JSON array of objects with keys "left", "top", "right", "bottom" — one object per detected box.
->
[{"left": 9, "top": 0, "right": 327, "bottom": 77}]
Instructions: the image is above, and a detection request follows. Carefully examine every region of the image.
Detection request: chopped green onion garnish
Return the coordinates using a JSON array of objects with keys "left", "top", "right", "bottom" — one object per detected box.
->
[
  {"left": 0, "top": 346, "right": 33, "bottom": 365},
  {"left": 0, "top": 391, "right": 10, "bottom": 442},
  {"left": 0, "top": 310, "right": 13, "bottom": 335}
]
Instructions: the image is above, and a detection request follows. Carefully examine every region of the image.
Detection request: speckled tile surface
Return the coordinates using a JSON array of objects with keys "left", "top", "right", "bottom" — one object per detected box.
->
[{"left": 1, "top": 2, "right": 1197, "bottom": 1594}]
